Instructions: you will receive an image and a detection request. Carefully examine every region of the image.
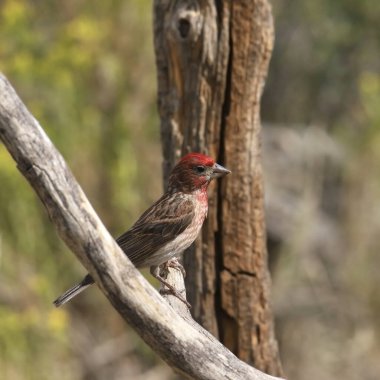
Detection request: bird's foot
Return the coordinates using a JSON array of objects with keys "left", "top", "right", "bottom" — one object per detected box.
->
[
  {"left": 159, "top": 286, "right": 191, "bottom": 308},
  {"left": 163, "top": 258, "right": 186, "bottom": 278},
  {"left": 151, "top": 264, "right": 191, "bottom": 308}
]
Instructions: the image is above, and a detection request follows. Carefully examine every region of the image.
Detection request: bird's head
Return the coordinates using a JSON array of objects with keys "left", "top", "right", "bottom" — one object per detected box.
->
[{"left": 168, "top": 153, "right": 230, "bottom": 193}]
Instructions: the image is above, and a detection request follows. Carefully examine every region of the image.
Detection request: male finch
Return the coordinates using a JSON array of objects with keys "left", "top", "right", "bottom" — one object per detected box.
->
[{"left": 53, "top": 153, "right": 230, "bottom": 307}]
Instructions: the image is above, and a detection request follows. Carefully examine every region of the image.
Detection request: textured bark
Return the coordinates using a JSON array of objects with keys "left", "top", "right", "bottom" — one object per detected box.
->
[
  {"left": 0, "top": 74, "right": 285, "bottom": 380},
  {"left": 153, "top": 0, "right": 283, "bottom": 375}
]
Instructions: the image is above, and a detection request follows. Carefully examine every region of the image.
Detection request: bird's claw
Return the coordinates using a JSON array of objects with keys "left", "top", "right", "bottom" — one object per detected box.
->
[
  {"left": 159, "top": 287, "right": 191, "bottom": 308},
  {"left": 164, "top": 259, "right": 186, "bottom": 278},
  {"left": 152, "top": 263, "right": 190, "bottom": 308}
]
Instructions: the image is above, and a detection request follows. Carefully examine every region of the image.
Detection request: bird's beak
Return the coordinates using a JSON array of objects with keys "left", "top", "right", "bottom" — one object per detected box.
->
[{"left": 211, "top": 163, "right": 231, "bottom": 178}]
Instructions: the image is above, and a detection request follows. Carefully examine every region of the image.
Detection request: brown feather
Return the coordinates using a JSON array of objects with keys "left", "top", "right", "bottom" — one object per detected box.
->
[{"left": 116, "top": 192, "right": 195, "bottom": 267}]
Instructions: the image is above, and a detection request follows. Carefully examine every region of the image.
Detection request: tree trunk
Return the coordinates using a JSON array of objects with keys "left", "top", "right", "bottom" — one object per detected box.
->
[{"left": 153, "top": 0, "right": 283, "bottom": 376}]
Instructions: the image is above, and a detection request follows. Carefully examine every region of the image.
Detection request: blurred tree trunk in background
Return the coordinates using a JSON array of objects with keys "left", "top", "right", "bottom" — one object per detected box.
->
[{"left": 153, "top": 0, "right": 283, "bottom": 376}]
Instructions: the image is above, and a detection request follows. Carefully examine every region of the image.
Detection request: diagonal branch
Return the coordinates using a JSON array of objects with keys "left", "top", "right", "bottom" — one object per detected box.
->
[{"left": 0, "top": 74, "right": 284, "bottom": 380}]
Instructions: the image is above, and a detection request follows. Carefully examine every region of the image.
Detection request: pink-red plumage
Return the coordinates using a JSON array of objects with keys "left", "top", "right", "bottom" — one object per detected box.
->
[{"left": 53, "top": 153, "right": 230, "bottom": 307}]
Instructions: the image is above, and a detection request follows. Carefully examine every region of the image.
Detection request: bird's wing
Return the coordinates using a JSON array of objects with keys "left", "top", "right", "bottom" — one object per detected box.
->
[{"left": 116, "top": 194, "right": 194, "bottom": 267}]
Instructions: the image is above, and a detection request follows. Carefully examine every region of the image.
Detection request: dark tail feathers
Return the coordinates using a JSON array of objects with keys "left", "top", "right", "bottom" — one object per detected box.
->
[{"left": 53, "top": 274, "right": 94, "bottom": 307}]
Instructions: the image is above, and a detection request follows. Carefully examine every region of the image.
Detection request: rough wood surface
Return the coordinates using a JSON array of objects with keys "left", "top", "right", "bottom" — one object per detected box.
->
[
  {"left": 220, "top": 1, "right": 282, "bottom": 374},
  {"left": 153, "top": 0, "right": 283, "bottom": 375},
  {"left": 153, "top": 0, "right": 230, "bottom": 338},
  {"left": 0, "top": 74, "right": 285, "bottom": 380}
]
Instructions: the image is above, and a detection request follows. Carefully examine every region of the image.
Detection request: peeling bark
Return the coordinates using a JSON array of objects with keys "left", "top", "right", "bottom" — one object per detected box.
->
[{"left": 154, "top": 0, "right": 283, "bottom": 375}]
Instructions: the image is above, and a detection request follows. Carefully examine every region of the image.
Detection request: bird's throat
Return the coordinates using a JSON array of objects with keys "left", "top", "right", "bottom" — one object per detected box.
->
[{"left": 195, "top": 187, "right": 208, "bottom": 205}]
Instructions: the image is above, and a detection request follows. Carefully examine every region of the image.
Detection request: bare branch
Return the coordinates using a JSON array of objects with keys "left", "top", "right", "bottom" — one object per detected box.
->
[{"left": 0, "top": 74, "right": 284, "bottom": 380}]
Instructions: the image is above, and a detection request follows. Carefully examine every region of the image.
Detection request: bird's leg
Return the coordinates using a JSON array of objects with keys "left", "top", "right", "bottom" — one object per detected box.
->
[
  {"left": 150, "top": 265, "right": 191, "bottom": 308},
  {"left": 163, "top": 258, "right": 186, "bottom": 278}
]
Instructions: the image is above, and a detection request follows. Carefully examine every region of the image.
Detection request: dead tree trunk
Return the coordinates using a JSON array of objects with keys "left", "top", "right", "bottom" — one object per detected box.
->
[{"left": 153, "top": 0, "right": 283, "bottom": 376}]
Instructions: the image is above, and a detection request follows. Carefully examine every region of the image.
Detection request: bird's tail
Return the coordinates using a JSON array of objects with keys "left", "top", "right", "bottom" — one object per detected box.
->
[{"left": 53, "top": 274, "right": 94, "bottom": 307}]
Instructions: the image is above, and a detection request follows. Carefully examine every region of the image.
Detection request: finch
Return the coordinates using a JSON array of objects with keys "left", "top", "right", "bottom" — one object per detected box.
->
[{"left": 53, "top": 153, "right": 230, "bottom": 307}]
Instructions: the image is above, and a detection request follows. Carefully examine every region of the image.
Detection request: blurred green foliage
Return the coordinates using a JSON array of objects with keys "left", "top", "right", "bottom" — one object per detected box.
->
[
  {"left": 0, "top": 0, "right": 162, "bottom": 379},
  {"left": 264, "top": 0, "right": 380, "bottom": 128},
  {"left": 263, "top": 1, "right": 380, "bottom": 379}
]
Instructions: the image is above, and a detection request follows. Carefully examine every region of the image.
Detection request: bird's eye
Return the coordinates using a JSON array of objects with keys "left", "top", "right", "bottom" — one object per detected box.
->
[{"left": 195, "top": 165, "right": 205, "bottom": 174}]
